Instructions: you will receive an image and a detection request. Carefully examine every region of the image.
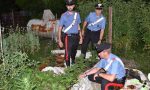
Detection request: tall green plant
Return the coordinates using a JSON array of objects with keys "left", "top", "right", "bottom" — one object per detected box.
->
[
  {"left": 0, "top": 51, "right": 38, "bottom": 89},
  {"left": 2, "top": 27, "right": 40, "bottom": 54}
]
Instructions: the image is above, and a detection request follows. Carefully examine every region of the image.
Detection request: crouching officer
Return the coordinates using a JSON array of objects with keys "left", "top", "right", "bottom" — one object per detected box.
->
[
  {"left": 81, "top": 3, "right": 106, "bottom": 58},
  {"left": 79, "top": 43, "right": 126, "bottom": 90},
  {"left": 58, "top": 0, "right": 82, "bottom": 67}
]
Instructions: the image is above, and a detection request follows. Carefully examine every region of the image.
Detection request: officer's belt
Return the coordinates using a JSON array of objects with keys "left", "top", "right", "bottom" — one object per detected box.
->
[
  {"left": 64, "top": 33, "right": 79, "bottom": 36},
  {"left": 87, "top": 29, "right": 100, "bottom": 32}
]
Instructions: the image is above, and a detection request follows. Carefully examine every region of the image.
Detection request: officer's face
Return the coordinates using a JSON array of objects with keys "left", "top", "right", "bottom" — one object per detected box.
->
[
  {"left": 98, "top": 51, "right": 105, "bottom": 58},
  {"left": 95, "top": 8, "right": 102, "bottom": 15},
  {"left": 98, "top": 50, "right": 108, "bottom": 59},
  {"left": 66, "top": 5, "right": 75, "bottom": 11}
]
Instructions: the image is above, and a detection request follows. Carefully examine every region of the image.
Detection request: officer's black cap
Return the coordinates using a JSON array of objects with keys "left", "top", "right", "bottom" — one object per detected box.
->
[
  {"left": 95, "top": 3, "right": 104, "bottom": 9},
  {"left": 95, "top": 43, "right": 111, "bottom": 53},
  {"left": 66, "top": 0, "right": 75, "bottom": 5}
]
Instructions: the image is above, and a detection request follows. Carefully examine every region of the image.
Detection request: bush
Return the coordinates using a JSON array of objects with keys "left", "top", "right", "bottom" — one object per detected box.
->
[
  {"left": 0, "top": 51, "right": 38, "bottom": 89},
  {"left": 0, "top": 27, "right": 40, "bottom": 89},
  {"left": 2, "top": 27, "right": 40, "bottom": 54}
]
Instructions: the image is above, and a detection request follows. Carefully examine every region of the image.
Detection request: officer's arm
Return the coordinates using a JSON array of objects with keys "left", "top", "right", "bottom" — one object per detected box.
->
[
  {"left": 82, "top": 21, "right": 87, "bottom": 30},
  {"left": 78, "top": 25, "right": 82, "bottom": 40},
  {"left": 82, "top": 21, "right": 88, "bottom": 36},
  {"left": 99, "top": 61, "right": 119, "bottom": 82},
  {"left": 99, "top": 30, "right": 104, "bottom": 41},
  {"left": 84, "top": 67, "right": 100, "bottom": 76},
  {"left": 99, "top": 73, "right": 116, "bottom": 82},
  {"left": 58, "top": 26, "right": 63, "bottom": 42}
]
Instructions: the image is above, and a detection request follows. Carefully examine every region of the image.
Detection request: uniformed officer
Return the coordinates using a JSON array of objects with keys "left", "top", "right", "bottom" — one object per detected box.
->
[
  {"left": 79, "top": 43, "right": 126, "bottom": 90},
  {"left": 58, "top": 0, "right": 82, "bottom": 67},
  {"left": 81, "top": 3, "right": 106, "bottom": 58}
]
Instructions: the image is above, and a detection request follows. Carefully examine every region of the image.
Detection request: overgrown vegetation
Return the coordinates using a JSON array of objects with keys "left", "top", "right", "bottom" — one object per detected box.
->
[
  {"left": 0, "top": 27, "right": 40, "bottom": 89},
  {"left": 0, "top": 55, "right": 97, "bottom": 90},
  {"left": 0, "top": 26, "right": 98, "bottom": 89},
  {"left": 0, "top": 51, "right": 38, "bottom": 89},
  {"left": 2, "top": 27, "right": 40, "bottom": 54}
]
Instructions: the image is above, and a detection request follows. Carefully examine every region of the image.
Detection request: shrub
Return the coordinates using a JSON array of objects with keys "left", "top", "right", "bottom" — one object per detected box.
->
[
  {"left": 0, "top": 51, "right": 38, "bottom": 89},
  {"left": 2, "top": 27, "right": 40, "bottom": 54}
]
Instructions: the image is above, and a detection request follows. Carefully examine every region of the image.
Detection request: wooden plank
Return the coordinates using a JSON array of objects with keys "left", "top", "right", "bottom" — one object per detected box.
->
[{"left": 108, "top": 7, "right": 112, "bottom": 45}]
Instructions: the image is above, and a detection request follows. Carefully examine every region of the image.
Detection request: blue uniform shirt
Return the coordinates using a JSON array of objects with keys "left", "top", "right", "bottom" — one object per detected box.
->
[
  {"left": 59, "top": 11, "right": 81, "bottom": 34},
  {"left": 85, "top": 12, "right": 106, "bottom": 31},
  {"left": 96, "top": 53, "right": 125, "bottom": 79}
]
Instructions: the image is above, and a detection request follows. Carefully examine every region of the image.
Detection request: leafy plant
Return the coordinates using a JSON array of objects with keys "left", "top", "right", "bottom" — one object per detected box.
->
[
  {"left": 0, "top": 51, "right": 38, "bottom": 89},
  {"left": 9, "top": 69, "right": 37, "bottom": 90},
  {"left": 2, "top": 27, "right": 40, "bottom": 54}
]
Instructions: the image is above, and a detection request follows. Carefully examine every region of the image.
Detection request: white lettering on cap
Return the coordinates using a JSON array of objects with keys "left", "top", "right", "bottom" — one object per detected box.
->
[
  {"left": 68, "top": 0, "right": 72, "bottom": 2},
  {"left": 98, "top": 4, "right": 102, "bottom": 7}
]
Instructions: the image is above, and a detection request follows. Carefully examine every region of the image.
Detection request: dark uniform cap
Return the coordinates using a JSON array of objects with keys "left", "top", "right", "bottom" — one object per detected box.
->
[
  {"left": 66, "top": 0, "right": 75, "bottom": 5},
  {"left": 95, "top": 3, "right": 104, "bottom": 9},
  {"left": 95, "top": 43, "right": 111, "bottom": 53}
]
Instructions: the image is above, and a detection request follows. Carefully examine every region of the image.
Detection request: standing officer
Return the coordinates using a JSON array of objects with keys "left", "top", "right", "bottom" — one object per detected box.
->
[
  {"left": 81, "top": 3, "right": 106, "bottom": 58},
  {"left": 58, "top": 0, "right": 82, "bottom": 67},
  {"left": 80, "top": 43, "right": 126, "bottom": 90}
]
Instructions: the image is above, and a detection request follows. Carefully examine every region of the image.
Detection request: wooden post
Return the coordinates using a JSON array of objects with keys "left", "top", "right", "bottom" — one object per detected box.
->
[
  {"left": 0, "top": 23, "right": 2, "bottom": 54},
  {"left": 12, "top": 10, "right": 15, "bottom": 26},
  {"left": 108, "top": 7, "right": 112, "bottom": 45},
  {"left": 0, "top": 23, "right": 5, "bottom": 69}
]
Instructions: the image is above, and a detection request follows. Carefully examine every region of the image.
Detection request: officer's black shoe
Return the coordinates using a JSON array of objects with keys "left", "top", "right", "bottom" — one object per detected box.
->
[
  {"left": 80, "top": 53, "right": 86, "bottom": 59},
  {"left": 72, "top": 60, "right": 75, "bottom": 64},
  {"left": 66, "top": 61, "right": 70, "bottom": 67}
]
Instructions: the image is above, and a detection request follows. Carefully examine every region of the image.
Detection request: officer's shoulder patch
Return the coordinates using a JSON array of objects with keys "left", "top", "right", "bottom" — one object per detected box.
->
[
  {"left": 91, "top": 12, "right": 95, "bottom": 14},
  {"left": 89, "top": 12, "right": 95, "bottom": 16},
  {"left": 112, "top": 58, "right": 116, "bottom": 61},
  {"left": 62, "top": 13, "right": 65, "bottom": 15},
  {"left": 74, "top": 11, "right": 79, "bottom": 14},
  {"left": 61, "top": 12, "right": 67, "bottom": 16}
]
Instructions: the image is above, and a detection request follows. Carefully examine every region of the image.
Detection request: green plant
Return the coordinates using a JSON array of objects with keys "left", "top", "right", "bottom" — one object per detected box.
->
[
  {"left": 2, "top": 27, "right": 40, "bottom": 54},
  {"left": 0, "top": 51, "right": 38, "bottom": 89},
  {"left": 9, "top": 69, "right": 37, "bottom": 90}
]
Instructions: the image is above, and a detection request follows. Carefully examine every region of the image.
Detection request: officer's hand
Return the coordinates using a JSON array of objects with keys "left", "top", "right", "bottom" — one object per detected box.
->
[
  {"left": 79, "top": 73, "right": 86, "bottom": 79},
  {"left": 94, "top": 74, "right": 98, "bottom": 80},
  {"left": 97, "top": 40, "right": 101, "bottom": 45},
  {"left": 58, "top": 40, "right": 63, "bottom": 48},
  {"left": 79, "top": 38, "right": 83, "bottom": 44},
  {"left": 82, "top": 30, "right": 85, "bottom": 37}
]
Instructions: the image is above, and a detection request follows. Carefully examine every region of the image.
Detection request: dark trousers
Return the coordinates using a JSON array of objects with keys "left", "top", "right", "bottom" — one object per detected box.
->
[
  {"left": 81, "top": 29, "right": 100, "bottom": 56},
  {"left": 88, "top": 74, "right": 110, "bottom": 90},
  {"left": 88, "top": 74, "right": 125, "bottom": 90},
  {"left": 62, "top": 32, "right": 79, "bottom": 66}
]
